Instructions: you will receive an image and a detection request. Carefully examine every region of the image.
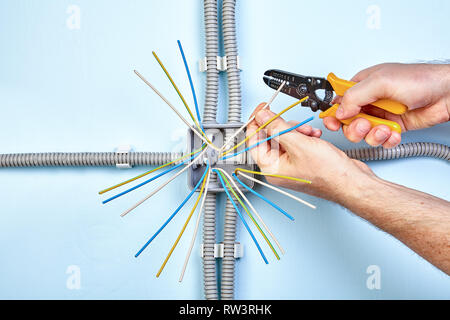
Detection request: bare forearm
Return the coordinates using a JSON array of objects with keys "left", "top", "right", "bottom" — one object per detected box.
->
[{"left": 340, "top": 175, "right": 450, "bottom": 275}]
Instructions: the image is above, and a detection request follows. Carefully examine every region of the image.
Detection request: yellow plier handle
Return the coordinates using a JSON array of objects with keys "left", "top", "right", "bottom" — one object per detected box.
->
[{"left": 318, "top": 73, "right": 408, "bottom": 133}]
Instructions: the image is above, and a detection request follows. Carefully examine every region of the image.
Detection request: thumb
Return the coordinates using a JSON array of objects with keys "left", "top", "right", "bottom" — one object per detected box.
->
[{"left": 336, "top": 75, "right": 389, "bottom": 120}]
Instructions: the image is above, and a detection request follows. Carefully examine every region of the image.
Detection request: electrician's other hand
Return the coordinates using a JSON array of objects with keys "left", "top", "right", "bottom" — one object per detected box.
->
[{"left": 322, "top": 63, "right": 450, "bottom": 148}]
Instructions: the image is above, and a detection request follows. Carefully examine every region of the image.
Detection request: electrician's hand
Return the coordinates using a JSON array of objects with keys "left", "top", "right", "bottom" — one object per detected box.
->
[
  {"left": 246, "top": 104, "right": 375, "bottom": 202},
  {"left": 323, "top": 63, "right": 450, "bottom": 148}
]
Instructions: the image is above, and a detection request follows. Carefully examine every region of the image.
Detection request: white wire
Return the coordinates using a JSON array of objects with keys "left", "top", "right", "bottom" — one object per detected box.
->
[
  {"left": 216, "top": 168, "right": 285, "bottom": 255},
  {"left": 178, "top": 168, "right": 211, "bottom": 282},
  {"left": 121, "top": 149, "right": 208, "bottom": 217},
  {"left": 134, "top": 70, "right": 221, "bottom": 151},
  {"left": 236, "top": 171, "right": 316, "bottom": 210},
  {"left": 220, "top": 81, "right": 286, "bottom": 152}
]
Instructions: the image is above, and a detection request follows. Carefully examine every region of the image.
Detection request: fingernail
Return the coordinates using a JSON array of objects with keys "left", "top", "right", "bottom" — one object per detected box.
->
[
  {"left": 356, "top": 121, "right": 369, "bottom": 134},
  {"left": 335, "top": 106, "right": 344, "bottom": 119},
  {"left": 255, "top": 110, "right": 271, "bottom": 125},
  {"left": 375, "top": 129, "right": 388, "bottom": 141}
]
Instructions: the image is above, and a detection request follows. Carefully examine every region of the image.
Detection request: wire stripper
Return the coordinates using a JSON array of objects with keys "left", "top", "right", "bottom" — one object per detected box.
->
[{"left": 263, "top": 69, "right": 408, "bottom": 133}]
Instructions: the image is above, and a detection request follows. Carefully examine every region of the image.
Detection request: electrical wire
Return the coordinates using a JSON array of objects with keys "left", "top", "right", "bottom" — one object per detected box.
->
[
  {"left": 233, "top": 173, "right": 294, "bottom": 221},
  {"left": 135, "top": 163, "right": 210, "bottom": 258},
  {"left": 179, "top": 167, "right": 212, "bottom": 282},
  {"left": 102, "top": 151, "right": 202, "bottom": 204},
  {"left": 218, "top": 174, "right": 277, "bottom": 259},
  {"left": 220, "top": 116, "right": 314, "bottom": 161},
  {"left": 217, "top": 168, "right": 284, "bottom": 256},
  {"left": 157, "top": 167, "right": 210, "bottom": 277},
  {"left": 99, "top": 145, "right": 205, "bottom": 195},
  {"left": 236, "top": 171, "right": 316, "bottom": 210},
  {"left": 219, "top": 81, "right": 286, "bottom": 152},
  {"left": 102, "top": 153, "right": 196, "bottom": 204},
  {"left": 152, "top": 51, "right": 199, "bottom": 126},
  {"left": 218, "top": 170, "right": 279, "bottom": 260},
  {"left": 214, "top": 169, "right": 268, "bottom": 264},
  {"left": 177, "top": 40, "right": 203, "bottom": 132},
  {"left": 121, "top": 148, "right": 208, "bottom": 217},
  {"left": 221, "top": 96, "right": 309, "bottom": 156},
  {"left": 134, "top": 70, "right": 220, "bottom": 151},
  {"left": 235, "top": 168, "right": 311, "bottom": 185}
]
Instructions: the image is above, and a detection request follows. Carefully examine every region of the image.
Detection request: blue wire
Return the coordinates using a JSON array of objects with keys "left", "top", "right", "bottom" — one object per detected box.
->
[
  {"left": 177, "top": 40, "right": 204, "bottom": 132},
  {"left": 135, "top": 163, "right": 210, "bottom": 258},
  {"left": 233, "top": 173, "right": 294, "bottom": 221},
  {"left": 102, "top": 152, "right": 199, "bottom": 204},
  {"left": 220, "top": 116, "right": 315, "bottom": 161},
  {"left": 214, "top": 169, "right": 268, "bottom": 264}
]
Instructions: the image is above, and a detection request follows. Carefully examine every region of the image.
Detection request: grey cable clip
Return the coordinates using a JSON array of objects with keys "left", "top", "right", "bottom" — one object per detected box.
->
[
  {"left": 198, "top": 56, "right": 241, "bottom": 72},
  {"left": 217, "top": 56, "right": 241, "bottom": 71},
  {"left": 200, "top": 242, "right": 243, "bottom": 259},
  {"left": 115, "top": 145, "right": 132, "bottom": 169}
]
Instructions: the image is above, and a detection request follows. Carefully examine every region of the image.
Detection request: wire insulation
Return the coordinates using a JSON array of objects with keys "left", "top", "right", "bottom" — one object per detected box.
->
[
  {"left": 152, "top": 51, "right": 199, "bottom": 127},
  {"left": 214, "top": 169, "right": 268, "bottom": 264},
  {"left": 220, "top": 81, "right": 286, "bottom": 152},
  {"left": 135, "top": 164, "right": 210, "bottom": 258},
  {"left": 177, "top": 40, "right": 204, "bottom": 132},
  {"left": 217, "top": 169, "right": 284, "bottom": 256},
  {"left": 99, "top": 145, "right": 205, "bottom": 195},
  {"left": 156, "top": 168, "right": 210, "bottom": 277},
  {"left": 236, "top": 171, "right": 316, "bottom": 209},
  {"left": 121, "top": 149, "right": 208, "bottom": 217},
  {"left": 133, "top": 70, "right": 220, "bottom": 151},
  {"left": 235, "top": 168, "right": 311, "bottom": 185},
  {"left": 233, "top": 173, "right": 294, "bottom": 221},
  {"left": 221, "top": 96, "right": 309, "bottom": 156},
  {"left": 221, "top": 116, "right": 314, "bottom": 161},
  {"left": 102, "top": 153, "right": 196, "bottom": 204},
  {"left": 179, "top": 168, "right": 212, "bottom": 282}
]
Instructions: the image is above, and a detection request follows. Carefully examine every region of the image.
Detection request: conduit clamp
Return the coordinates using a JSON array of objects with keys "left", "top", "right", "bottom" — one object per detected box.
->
[
  {"left": 200, "top": 242, "right": 244, "bottom": 259},
  {"left": 198, "top": 56, "right": 241, "bottom": 72},
  {"left": 115, "top": 145, "right": 132, "bottom": 169}
]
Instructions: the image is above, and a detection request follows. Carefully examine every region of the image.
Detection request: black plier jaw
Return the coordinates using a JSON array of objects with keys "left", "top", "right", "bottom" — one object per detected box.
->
[{"left": 263, "top": 69, "right": 334, "bottom": 112}]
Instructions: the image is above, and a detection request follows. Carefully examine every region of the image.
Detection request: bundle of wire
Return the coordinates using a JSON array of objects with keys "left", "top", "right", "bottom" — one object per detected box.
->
[{"left": 99, "top": 40, "right": 317, "bottom": 281}]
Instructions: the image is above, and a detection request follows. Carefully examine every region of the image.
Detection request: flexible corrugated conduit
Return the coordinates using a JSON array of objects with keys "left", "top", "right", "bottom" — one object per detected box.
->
[
  {"left": 202, "top": 190, "right": 219, "bottom": 300},
  {"left": 202, "top": 0, "right": 220, "bottom": 300},
  {"left": 221, "top": 131, "right": 239, "bottom": 300},
  {"left": 345, "top": 142, "right": 449, "bottom": 161},
  {"left": 223, "top": 0, "right": 242, "bottom": 123},
  {"left": 203, "top": 0, "right": 220, "bottom": 123},
  {"left": 222, "top": 0, "right": 242, "bottom": 300},
  {"left": 0, "top": 151, "right": 181, "bottom": 167},
  {"left": 1, "top": 143, "right": 447, "bottom": 168}
]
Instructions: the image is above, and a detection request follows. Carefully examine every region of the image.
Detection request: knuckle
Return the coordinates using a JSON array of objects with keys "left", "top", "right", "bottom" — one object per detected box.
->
[
  {"left": 365, "top": 136, "right": 379, "bottom": 146},
  {"left": 344, "top": 129, "right": 362, "bottom": 143}
]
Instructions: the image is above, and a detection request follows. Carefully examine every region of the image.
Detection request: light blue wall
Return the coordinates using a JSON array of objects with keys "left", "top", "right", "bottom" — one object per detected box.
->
[{"left": 0, "top": 0, "right": 448, "bottom": 299}]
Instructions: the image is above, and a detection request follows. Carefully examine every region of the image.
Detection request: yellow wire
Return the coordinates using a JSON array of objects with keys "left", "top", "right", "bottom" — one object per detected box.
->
[
  {"left": 156, "top": 169, "right": 209, "bottom": 278},
  {"left": 98, "top": 145, "right": 205, "bottom": 195},
  {"left": 218, "top": 171, "right": 280, "bottom": 260},
  {"left": 220, "top": 96, "right": 309, "bottom": 156},
  {"left": 235, "top": 168, "right": 312, "bottom": 185},
  {"left": 152, "top": 52, "right": 198, "bottom": 124},
  {"left": 152, "top": 51, "right": 221, "bottom": 150},
  {"left": 152, "top": 51, "right": 217, "bottom": 149}
]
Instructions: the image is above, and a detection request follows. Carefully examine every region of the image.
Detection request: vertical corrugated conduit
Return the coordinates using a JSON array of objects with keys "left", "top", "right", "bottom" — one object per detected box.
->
[
  {"left": 221, "top": 0, "right": 242, "bottom": 300},
  {"left": 202, "top": 0, "right": 220, "bottom": 300}
]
